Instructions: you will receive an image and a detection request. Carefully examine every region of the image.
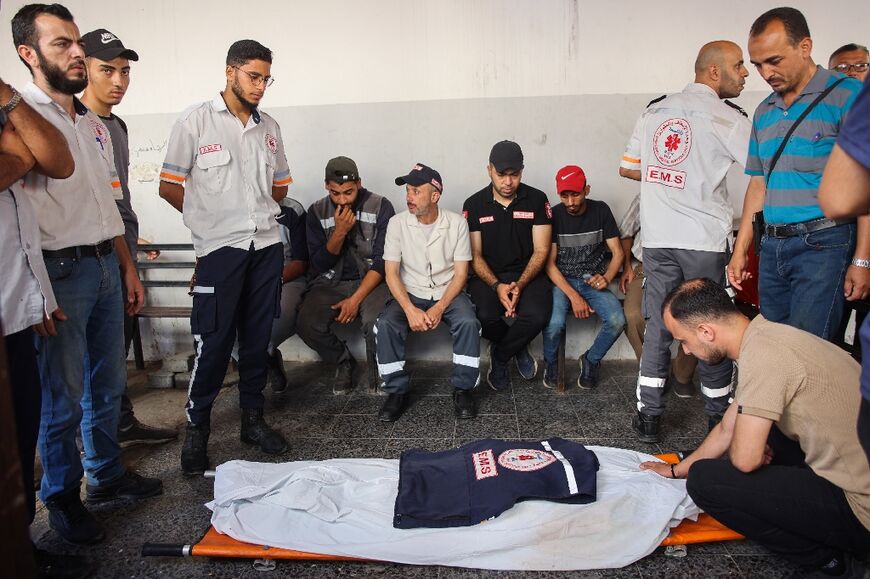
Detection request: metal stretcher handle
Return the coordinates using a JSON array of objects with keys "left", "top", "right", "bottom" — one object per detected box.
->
[{"left": 141, "top": 543, "right": 193, "bottom": 557}]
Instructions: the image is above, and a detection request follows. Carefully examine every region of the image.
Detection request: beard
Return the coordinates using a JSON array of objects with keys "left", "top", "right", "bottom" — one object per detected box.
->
[
  {"left": 231, "top": 77, "right": 258, "bottom": 111},
  {"left": 37, "top": 48, "right": 87, "bottom": 95}
]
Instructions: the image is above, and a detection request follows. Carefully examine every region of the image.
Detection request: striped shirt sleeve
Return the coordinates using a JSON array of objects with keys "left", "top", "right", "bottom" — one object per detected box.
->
[
  {"left": 744, "top": 114, "right": 764, "bottom": 177},
  {"left": 620, "top": 114, "right": 644, "bottom": 171},
  {"left": 271, "top": 123, "right": 293, "bottom": 188},
  {"left": 160, "top": 117, "right": 194, "bottom": 185}
]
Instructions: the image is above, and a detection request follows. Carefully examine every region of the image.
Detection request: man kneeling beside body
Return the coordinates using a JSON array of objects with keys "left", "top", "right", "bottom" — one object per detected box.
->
[
  {"left": 641, "top": 278, "right": 870, "bottom": 576},
  {"left": 376, "top": 163, "right": 481, "bottom": 422}
]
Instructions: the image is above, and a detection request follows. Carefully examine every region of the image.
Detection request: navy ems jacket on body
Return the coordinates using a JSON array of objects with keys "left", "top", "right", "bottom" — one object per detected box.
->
[{"left": 394, "top": 438, "right": 599, "bottom": 529}]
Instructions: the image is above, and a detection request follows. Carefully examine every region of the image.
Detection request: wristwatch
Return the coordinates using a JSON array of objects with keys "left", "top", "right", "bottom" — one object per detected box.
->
[
  {"left": 1, "top": 87, "right": 21, "bottom": 114},
  {"left": 852, "top": 258, "right": 870, "bottom": 269},
  {"left": 490, "top": 281, "right": 500, "bottom": 292}
]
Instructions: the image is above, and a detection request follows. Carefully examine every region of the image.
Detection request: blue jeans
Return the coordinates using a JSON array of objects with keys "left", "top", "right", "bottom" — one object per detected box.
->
[
  {"left": 759, "top": 223, "right": 855, "bottom": 340},
  {"left": 542, "top": 279, "right": 626, "bottom": 365},
  {"left": 37, "top": 252, "right": 126, "bottom": 501}
]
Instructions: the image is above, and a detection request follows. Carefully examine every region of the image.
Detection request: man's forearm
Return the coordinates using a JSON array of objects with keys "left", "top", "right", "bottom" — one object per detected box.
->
[
  {"left": 114, "top": 236, "right": 137, "bottom": 275},
  {"left": 620, "top": 237, "right": 634, "bottom": 271},
  {"left": 385, "top": 269, "right": 415, "bottom": 313},
  {"left": 1, "top": 82, "right": 74, "bottom": 179},
  {"left": 733, "top": 178, "right": 765, "bottom": 254},
  {"left": 0, "top": 151, "right": 32, "bottom": 190},
  {"left": 158, "top": 181, "right": 184, "bottom": 212},
  {"left": 472, "top": 255, "right": 499, "bottom": 287},
  {"left": 435, "top": 270, "right": 468, "bottom": 311},
  {"left": 283, "top": 260, "right": 307, "bottom": 283},
  {"left": 517, "top": 250, "right": 547, "bottom": 290},
  {"left": 350, "top": 269, "right": 383, "bottom": 303},
  {"left": 325, "top": 230, "right": 348, "bottom": 256}
]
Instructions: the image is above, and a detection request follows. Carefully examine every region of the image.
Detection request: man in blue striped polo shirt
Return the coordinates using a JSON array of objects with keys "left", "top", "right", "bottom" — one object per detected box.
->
[{"left": 729, "top": 7, "right": 866, "bottom": 340}]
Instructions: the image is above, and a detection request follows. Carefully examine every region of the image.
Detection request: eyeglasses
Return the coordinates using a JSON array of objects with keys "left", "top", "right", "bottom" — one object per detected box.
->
[
  {"left": 833, "top": 63, "right": 869, "bottom": 74},
  {"left": 232, "top": 66, "right": 274, "bottom": 87}
]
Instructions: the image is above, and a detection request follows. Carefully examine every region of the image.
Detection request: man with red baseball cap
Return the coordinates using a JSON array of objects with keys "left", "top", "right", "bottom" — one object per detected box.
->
[{"left": 541, "top": 165, "right": 624, "bottom": 389}]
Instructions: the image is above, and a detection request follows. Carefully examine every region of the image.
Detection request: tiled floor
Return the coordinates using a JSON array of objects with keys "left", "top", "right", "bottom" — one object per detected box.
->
[{"left": 31, "top": 359, "right": 803, "bottom": 577}]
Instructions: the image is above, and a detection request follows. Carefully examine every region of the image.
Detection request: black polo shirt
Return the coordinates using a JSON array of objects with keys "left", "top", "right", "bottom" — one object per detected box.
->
[{"left": 462, "top": 182, "right": 552, "bottom": 275}]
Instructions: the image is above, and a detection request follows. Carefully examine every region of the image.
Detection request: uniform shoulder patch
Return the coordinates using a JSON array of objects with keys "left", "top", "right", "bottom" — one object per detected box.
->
[{"left": 723, "top": 99, "right": 748, "bottom": 117}]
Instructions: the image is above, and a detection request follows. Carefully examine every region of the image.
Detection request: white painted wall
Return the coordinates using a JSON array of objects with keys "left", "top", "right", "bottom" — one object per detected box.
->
[{"left": 1, "top": 0, "right": 867, "bottom": 362}]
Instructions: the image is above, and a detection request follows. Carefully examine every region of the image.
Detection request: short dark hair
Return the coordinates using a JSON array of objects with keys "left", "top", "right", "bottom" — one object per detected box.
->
[
  {"left": 11, "top": 3, "right": 75, "bottom": 72},
  {"left": 662, "top": 278, "right": 737, "bottom": 326},
  {"left": 226, "top": 40, "right": 272, "bottom": 67},
  {"left": 750, "top": 7, "right": 810, "bottom": 46},
  {"left": 829, "top": 43, "right": 869, "bottom": 64}
]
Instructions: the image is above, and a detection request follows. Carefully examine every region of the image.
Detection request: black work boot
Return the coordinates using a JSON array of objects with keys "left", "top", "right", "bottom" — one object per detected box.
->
[
  {"left": 632, "top": 411, "right": 660, "bottom": 443},
  {"left": 44, "top": 487, "right": 105, "bottom": 545},
  {"left": 267, "top": 349, "right": 289, "bottom": 393},
  {"left": 240, "top": 408, "right": 288, "bottom": 455},
  {"left": 180, "top": 422, "right": 210, "bottom": 477},
  {"left": 333, "top": 357, "right": 356, "bottom": 395}
]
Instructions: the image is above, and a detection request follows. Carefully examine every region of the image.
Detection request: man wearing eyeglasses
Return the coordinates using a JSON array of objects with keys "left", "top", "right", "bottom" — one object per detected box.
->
[
  {"left": 829, "top": 43, "right": 869, "bottom": 82},
  {"left": 159, "top": 39, "right": 293, "bottom": 476}
]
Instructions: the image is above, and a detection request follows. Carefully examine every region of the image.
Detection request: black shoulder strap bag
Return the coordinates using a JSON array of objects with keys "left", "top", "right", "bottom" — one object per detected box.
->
[{"left": 752, "top": 77, "right": 846, "bottom": 254}]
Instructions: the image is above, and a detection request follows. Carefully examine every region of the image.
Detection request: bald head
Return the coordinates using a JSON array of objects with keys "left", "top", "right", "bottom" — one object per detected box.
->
[{"left": 694, "top": 40, "right": 748, "bottom": 99}]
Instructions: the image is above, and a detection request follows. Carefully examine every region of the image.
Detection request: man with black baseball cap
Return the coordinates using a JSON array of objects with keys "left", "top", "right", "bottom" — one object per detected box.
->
[
  {"left": 375, "top": 163, "right": 480, "bottom": 421},
  {"left": 81, "top": 28, "right": 177, "bottom": 449},
  {"left": 462, "top": 140, "right": 553, "bottom": 391},
  {"left": 297, "top": 156, "right": 395, "bottom": 394}
]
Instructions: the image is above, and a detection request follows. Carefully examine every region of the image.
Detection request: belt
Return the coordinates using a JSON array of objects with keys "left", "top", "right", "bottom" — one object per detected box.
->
[
  {"left": 42, "top": 239, "right": 114, "bottom": 259},
  {"left": 763, "top": 217, "right": 855, "bottom": 238}
]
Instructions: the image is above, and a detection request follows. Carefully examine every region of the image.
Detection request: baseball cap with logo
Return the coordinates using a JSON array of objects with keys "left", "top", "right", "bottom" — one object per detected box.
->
[
  {"left": 489, "top": 140, "right": 524, "bottom": 172},
  {"left": 82, "top": 29, "right": 139, "bottom": 61},
  {"left": 395, "top": 163, "right": 443, "bottom": 192},
  {"left": 324, "top": 156, "right": 360, "bottom": 183},
  {"left": 555, "top": 165, "right": 587, "bottom": 194}
]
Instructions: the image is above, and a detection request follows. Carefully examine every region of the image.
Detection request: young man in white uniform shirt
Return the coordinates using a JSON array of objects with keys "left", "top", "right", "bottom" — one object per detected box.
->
[{"left": 159, "top": 39, "right": 293, "bottom": 476}]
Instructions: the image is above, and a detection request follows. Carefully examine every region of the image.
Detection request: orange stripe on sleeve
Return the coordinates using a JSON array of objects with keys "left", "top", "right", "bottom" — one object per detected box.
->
[
  {"left": 622, "top": 155, "right": 640, "bottom": 164},
  {"left": 159, "top": 172, "right": 186, "bottom": 183}
]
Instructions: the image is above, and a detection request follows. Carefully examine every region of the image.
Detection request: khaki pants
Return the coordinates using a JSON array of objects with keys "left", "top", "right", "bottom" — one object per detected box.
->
[{"left": 623, "top": 263, "right": 697, "bottom": 385}]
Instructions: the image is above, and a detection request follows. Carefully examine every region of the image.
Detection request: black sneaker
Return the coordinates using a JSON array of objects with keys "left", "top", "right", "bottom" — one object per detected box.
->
[
  {"left": 577, "top": 351, "right": 600, "bottom": 389},
  {"left": 632, "top": 411, "right": 660, "bottom": 443},
  {"left": 542, "top": 360, "right": 558, "bottom": 389},
  {"left": 45, "top": 491, "right": 105, "bottom": 545},
  {"left": 514, "top": 346, "right": 538, "bottom": 380},
  {"left": 85, "top": 470, "right": 163, "bottom": 504},
  {"left": 487, "top": 345, "right": 510, "bottom": 391},
  {"left": 181, "top": 422, "right": 210, "bottom": 477},
  {"left": 118, "top": 418, "right": 177, "bottom": 448},
  {"left": 267, "top": 349, "right": 288, "bottom": 393},
  {"left": 333, "top": 358, "right": 356, "bottom": 395},
  {"left": 33, "top": 545, "right": 94, "bottom": 578}
]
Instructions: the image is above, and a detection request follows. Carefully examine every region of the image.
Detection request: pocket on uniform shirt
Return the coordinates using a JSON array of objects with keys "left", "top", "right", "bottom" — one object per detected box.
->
[
  {"left": 190, "top": 285, "right": 217, "bottom": 335},
  {"left": 195, "top": 149, "right": 232, "bottom": 193}
]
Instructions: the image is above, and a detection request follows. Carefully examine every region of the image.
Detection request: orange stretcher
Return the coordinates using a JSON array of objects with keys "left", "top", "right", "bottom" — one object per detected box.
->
[{"left": 140, "top": 453, "right": 743, "bottom": 561}]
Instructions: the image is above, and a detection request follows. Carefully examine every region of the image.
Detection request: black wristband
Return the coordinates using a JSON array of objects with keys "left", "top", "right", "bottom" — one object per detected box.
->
[
  {"left": 670, "top": 463, "right": 678, "bottom": 479},
  {"left": 490, "top": 281, "right": 500, "bottom": 292}
]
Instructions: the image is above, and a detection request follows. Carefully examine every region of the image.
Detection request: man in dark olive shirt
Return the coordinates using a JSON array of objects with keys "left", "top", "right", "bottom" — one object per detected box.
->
[{"left": 463, "top": 140, "right": 552, "bottom": 391}]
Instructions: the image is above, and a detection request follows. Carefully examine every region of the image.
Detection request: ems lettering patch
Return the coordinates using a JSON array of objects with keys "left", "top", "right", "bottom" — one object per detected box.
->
[
  {"left": 199, "top": 143, "right": 223, "bottom": 155},
  {"left": 498, "top": 448, "right": 556, "bottom": 472},
  {"left": 479, "top": 216, "right": 495, "bottom": 224},
  {"left": 652, "top": 118, "right": 692, "bottom": 166},
  {"left": 265, "top": 133, "right": 278, "bottom": 154},
  {"left": 513, "top": 211, "right": 534, "bottom": 220},
  {"left": 646, "top": 165, "right": 686, "bottom": 190},
  {"left": 472, "top": 449, "right": 498, "bottom": 480}
]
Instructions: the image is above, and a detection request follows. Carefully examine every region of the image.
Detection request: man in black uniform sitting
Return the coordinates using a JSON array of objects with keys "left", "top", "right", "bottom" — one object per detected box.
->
[{"left": 463, "top": 141, "right": 553, "bottom": 390}]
